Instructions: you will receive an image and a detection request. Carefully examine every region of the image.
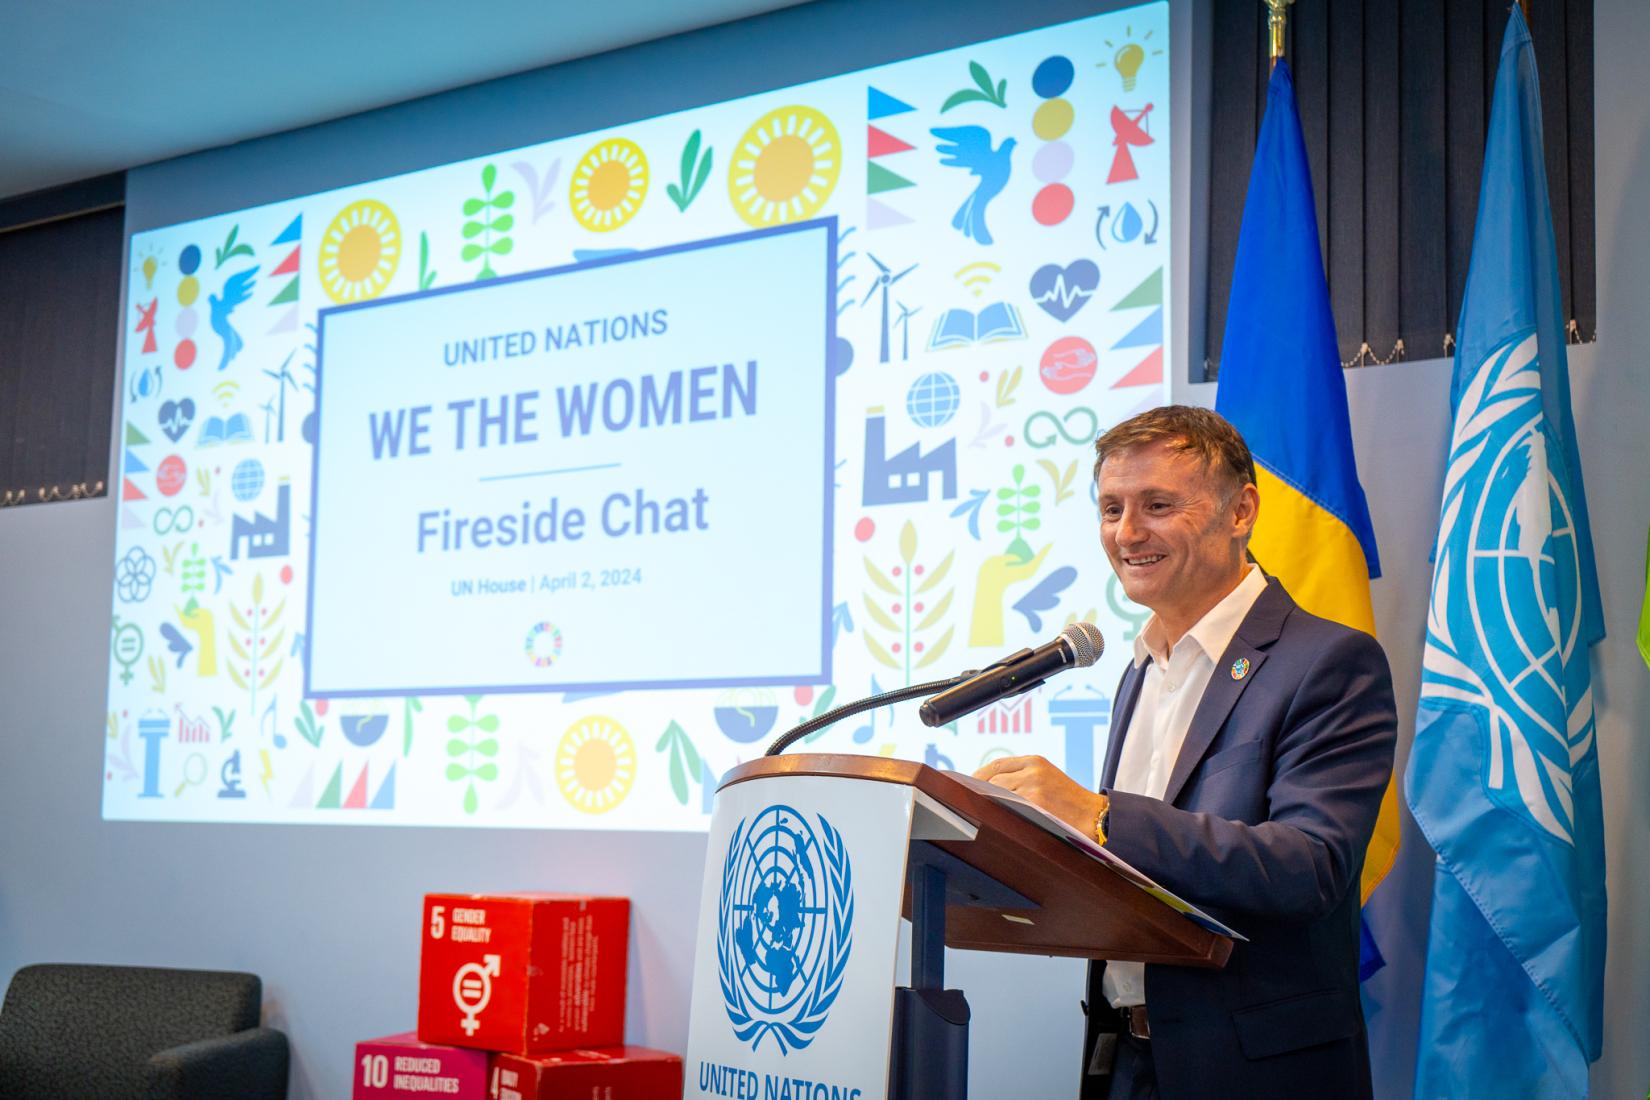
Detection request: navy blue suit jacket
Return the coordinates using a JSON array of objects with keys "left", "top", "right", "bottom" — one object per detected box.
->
[{"left": 1079, "top": 577, "right": 1396, "bottom": 1100}]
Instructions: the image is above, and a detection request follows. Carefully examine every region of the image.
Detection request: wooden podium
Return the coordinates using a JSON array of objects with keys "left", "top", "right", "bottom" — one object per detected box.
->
[{"left": 713, "top": 753, "right": 1232, "bottom": 1100}]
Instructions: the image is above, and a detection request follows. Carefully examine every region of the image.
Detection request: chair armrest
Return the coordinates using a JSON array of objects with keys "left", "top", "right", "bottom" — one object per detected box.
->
[{"left": 145, "top": 1026, "right": 290, "bottom": 1100}]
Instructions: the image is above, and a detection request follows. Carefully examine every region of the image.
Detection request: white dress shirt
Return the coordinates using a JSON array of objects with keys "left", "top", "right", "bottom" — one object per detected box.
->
[{"left": 1103, "top": 563, "right": 1267, "bottom": 1009}]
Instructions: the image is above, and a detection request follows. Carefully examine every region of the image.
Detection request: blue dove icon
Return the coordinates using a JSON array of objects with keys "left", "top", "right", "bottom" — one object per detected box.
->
[
  {"left": 210, "top": 267, "right": 258, "bottom": 371},
  {"left": 931, "top": 126, "right": 1016, "bottom": 245}
]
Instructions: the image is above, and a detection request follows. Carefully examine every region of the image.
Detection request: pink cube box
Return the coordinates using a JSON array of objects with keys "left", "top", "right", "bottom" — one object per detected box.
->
[{"left": 355, "top": 1031, "right": 490, "bottom": 1100}]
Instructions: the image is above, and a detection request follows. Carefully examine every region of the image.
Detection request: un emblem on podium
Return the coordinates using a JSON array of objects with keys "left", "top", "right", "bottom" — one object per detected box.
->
[{"left": 717, "top": 803, "right": 854, "bottom": 1054}]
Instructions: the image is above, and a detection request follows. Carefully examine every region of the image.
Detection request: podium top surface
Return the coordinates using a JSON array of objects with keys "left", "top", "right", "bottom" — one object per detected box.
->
[{"left": 720, "top": 753, "right": 1231, "bottom": 968}]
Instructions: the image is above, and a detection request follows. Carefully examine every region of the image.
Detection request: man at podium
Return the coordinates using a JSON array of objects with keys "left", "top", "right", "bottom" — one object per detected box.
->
[{"left": 974, "top": 407, "right": 1396, "bottom": 1100}]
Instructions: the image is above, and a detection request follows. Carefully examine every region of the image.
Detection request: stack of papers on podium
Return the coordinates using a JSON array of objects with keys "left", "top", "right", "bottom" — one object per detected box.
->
[{"left": 947, "top": 772, "right": 1246, "bottom": 941}]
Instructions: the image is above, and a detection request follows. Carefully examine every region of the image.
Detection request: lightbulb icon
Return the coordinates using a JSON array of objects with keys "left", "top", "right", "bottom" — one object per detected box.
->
[
  {"left": 1114, "top": 43, "right": 1145, "bottom": 92},
  {"left": 141, "top": 255, "right": 158, "bottom": 290}
]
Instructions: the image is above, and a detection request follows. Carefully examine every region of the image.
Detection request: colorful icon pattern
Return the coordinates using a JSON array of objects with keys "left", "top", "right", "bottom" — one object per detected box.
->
[{"left": 104, "top": 2, "right": 1171, "bottom": 830}]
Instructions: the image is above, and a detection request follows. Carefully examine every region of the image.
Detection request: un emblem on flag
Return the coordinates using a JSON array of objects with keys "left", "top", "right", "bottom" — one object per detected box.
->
[
  {"left": 717, "top": 803, "right": 854, "bottom": 1054},
  {"left": 1423, "top": 334, "right": 1594, "bottom": 845}
]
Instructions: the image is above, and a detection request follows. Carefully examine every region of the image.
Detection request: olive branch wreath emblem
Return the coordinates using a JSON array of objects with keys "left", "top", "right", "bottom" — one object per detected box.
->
[{"left": 717, "top": 808, "right": 855, "bottom": 1054}]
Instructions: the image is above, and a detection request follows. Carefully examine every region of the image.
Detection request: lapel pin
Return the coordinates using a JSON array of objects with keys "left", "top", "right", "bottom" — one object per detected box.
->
[{"left": 1230, "top": 657, "right": 1251, "bottom": 681}]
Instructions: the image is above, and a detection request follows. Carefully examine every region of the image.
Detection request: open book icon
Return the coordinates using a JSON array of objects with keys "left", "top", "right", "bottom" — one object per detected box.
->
[
  {"left": 199, "top": 413, "right": 253, "bottom": 447},
  {"left": 927, "top": 301, "right": 1025, "bottom": 350}
]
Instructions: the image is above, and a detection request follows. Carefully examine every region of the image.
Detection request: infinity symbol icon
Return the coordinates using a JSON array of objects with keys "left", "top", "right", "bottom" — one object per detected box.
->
[
  {"left": 1024, "top": 407, "right": 1099, "bottom": 449},
  {"left": 154, "top": 505, "right": 194, "bottom": 534}
]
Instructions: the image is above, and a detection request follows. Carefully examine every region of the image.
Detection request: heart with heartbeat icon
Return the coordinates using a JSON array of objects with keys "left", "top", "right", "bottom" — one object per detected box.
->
[
  {"left": 158, "top": 398, "right": 196, "bottom": 443},
  {"left": 1029, "top": 260, "right": 1100, "bottom": 323}
]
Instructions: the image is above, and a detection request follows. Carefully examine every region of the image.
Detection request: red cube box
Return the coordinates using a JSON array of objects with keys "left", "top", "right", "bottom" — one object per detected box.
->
[
  {"left": 488, "top": 1047, "right": 683, "bottom": 1100},
  {"left": 418, "top": 892, "right": 630, "bottom": 1053},
  {"left": 353, "top": 1032, "right": 490, "bottom": 1099}
]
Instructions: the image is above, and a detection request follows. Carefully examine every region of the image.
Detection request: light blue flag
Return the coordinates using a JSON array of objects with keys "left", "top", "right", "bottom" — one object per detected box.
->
[{"left": 1405, "top": 8, "right": 1606, "bottom": 1099}]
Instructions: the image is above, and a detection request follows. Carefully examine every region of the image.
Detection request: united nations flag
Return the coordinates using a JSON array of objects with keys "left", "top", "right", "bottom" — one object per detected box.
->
[
  {"left": 1404, "top": 9, "right": 1606, "bottom": 1098},
  {"left": 717, "top": 803, "right": 854, "bottom": 1055}
]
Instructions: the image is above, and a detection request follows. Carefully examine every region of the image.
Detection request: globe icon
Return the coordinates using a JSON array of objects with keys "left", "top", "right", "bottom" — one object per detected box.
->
[
  {"left": 746, "top": 879, "right": 806, "bottom": 995},
  {"left": 906, "top": 371, "right": 960, "bottom": 428},
  {"left": 231, "top": 459, "right": 265, "bottom": 502}
]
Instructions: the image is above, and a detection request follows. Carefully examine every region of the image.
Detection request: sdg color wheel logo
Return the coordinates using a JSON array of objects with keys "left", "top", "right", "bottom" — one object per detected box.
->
[
  {"left": 524, "top": 621, "right": 563, "bottom": 667},
  {"left": 717, "top": 804, "right": 854, "bottom": 1054}
]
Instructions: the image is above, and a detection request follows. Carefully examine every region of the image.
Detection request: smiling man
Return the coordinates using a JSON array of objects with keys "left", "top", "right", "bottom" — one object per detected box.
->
[{"left": 974, "top": 406, "right": 1396, "bottom": 1100}]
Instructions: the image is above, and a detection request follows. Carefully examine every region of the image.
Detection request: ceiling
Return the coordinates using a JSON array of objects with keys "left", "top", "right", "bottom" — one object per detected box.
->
[{"left": 0, "top": 0, "right": 807, "bottom": 202}]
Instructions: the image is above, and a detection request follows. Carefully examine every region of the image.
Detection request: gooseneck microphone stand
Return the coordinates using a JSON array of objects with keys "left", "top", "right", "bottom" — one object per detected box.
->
[
  {"left": 764, "top": 672, "right": 986, "bottom": 1100},
  {"left": 763, "top": 673, "right": 975, "bottom": 757}
]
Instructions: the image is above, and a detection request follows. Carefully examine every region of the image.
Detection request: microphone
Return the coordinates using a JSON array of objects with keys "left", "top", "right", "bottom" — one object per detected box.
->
[{"left": 918, "top": 621, "right": 1104, "bottom": 727}]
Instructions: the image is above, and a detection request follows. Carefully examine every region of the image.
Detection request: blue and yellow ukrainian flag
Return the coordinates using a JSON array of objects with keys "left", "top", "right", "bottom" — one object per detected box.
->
[{"left": 1212, "top": 60, "right": 1397, "bottom": 975}]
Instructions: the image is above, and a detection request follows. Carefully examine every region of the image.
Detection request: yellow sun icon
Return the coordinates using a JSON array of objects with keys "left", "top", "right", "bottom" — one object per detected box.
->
[
  {"left": 318, "top": 200, "right": 401, "bottom": 304},
  {"left": 728, "top": 105, "right": 841, "bottom": 228},
  {"left": 555, "top": 715, "right": 637, "bottom": 814},
  {"left": 570, "top": 139, "right": 649, "bottom": 232}
]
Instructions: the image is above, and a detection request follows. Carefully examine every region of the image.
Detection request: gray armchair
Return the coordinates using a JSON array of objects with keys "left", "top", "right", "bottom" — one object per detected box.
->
[{"left": 0, "top": 964, "right": 289, "bottom": 1099}]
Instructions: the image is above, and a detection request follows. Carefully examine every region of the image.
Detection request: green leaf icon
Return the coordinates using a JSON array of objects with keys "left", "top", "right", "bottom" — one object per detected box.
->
[
  {"left": 691, "top": 150, "right": 713, "bottom": 198},
  {"left": 669, "top": 751, "right": 688, "bottom": 805},
  {"left": 681, "top": 130, "right": 701, "bottom": 180}
]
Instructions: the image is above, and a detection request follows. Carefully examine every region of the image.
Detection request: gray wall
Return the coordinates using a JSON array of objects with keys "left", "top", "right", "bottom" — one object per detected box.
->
[{"left": 3, "top": 1, "right": 1647, "bottom": 1098}]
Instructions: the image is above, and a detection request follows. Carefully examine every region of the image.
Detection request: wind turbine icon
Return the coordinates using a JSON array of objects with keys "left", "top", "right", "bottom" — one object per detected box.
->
[
  {"left": 861, "top": 254, "right": 917, "bottom": 364},
  {"left": 894, "top": 301, "right": 921, "bottom": 362},
  {"left": 262, "top": 350, "right": 299, "bottom": 443},
  {"left": 258, "top": 397, "right": 279, "bottom": 444}
]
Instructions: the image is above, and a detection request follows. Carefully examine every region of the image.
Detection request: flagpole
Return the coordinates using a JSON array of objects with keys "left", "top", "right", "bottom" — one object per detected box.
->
[{"left": 1264, "top": 0, "right": 1294, "bottom": 70}]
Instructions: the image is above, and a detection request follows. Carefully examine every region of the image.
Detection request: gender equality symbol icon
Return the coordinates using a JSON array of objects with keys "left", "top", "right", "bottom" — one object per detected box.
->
[{"left": 454, "top": 954, "right": 501, "bottom": 1036}]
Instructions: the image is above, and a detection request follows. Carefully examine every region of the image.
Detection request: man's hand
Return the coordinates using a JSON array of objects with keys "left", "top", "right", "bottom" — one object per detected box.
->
[{"left": 973, "top": 754, "right": 1107, "bottom": 837}]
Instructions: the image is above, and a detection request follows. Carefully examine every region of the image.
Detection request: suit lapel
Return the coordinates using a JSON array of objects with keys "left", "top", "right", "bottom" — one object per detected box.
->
[
  {"left": 1160, "top": 578, "right": 1294, "bottom": 806},
  {"left": 1100, "top": 660, "right": 1147, "bottom": 789}
]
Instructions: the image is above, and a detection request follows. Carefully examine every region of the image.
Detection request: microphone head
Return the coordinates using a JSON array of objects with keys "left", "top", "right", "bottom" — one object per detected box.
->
[{"left": 1060, "top": 621, "right": 1105, "bottom": 666}]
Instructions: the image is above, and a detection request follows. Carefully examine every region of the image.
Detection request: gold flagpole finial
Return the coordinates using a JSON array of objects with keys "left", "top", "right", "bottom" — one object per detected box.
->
[{"left": 1265, "top": 0, "right": 1295, "bottom": 68}]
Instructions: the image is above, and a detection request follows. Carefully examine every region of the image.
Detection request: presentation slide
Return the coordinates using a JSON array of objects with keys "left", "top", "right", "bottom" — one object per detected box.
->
[
  {"left": 307, "top": 224, "right": 834, "bottom": 696},
  {"left": 104, "top": 2, "right": 1172, "bottom": 828}
]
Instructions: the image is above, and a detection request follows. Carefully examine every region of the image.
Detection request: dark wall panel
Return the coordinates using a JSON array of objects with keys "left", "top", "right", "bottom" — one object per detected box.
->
[
  {"left": 0, "top": 205, "right": 122, "bottom": 505},
  {"left": 1326, "top": 0, "right": 1365, "bottom": 362},
  {"left": 1204, "top": 0, "right": 1597, "bottom": 377}
]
